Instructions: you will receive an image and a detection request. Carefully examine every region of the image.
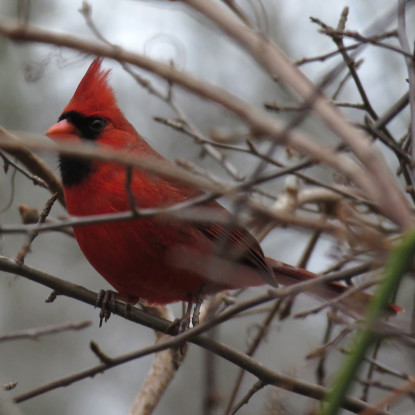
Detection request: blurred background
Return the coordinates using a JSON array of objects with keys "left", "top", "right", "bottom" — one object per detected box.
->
[{"left": 0, "top": 1, "right": 414, "bottom": 414}]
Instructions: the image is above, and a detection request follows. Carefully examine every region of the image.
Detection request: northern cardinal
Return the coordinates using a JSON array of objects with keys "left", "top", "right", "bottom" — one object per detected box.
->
[{"left": 45, "top": 59, "right": 399, "bottom": 322}]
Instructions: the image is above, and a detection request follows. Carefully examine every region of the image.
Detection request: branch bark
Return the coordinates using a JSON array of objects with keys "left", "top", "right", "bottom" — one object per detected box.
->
[
  {"left": 179, "top": 0, "right": 412, "bottom": 229},
  {"left": 0, "top": 19, "right": 411, "bottom": 228},
  {"left": 0, "top": 254, "right": 390, "bottom": 414},
  {"left": 0, "top": 126, "right": 64, "bottom": 205}
]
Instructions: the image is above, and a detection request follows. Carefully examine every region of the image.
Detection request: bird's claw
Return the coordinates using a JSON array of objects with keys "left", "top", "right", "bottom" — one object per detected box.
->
[
  {"left": 167, "top": 288, "right": 206, "bottom": 335},
  {"left": 96, "top": 290, "right": 117, "bottom": 327},
  {"left": 167, "top": 313, "right": 192, "bottom": 355},
  {"left": 167, "top": 313, "right": 192, "bottom": 335}
]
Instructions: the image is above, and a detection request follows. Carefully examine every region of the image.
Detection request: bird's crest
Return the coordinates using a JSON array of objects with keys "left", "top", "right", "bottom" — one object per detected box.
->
[{"left": 63, "top": 58, "right": 122, "bottom": 121}]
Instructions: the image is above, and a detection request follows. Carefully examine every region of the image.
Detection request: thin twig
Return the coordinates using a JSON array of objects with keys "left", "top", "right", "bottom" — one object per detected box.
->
[
  {"left": 359, "top": 374, "right": 415, "bottom": 415},
  {"left": 0, "top": 254, "right": 390, "bottom": 414},
  {"left": 0, "top": 320, "right": 91, "bottom": 342},
  {"left": 0, "top": 23, "right": 411, "bottom": 228},
  {"left": 397, "top": 0, "right": 415, "bottom": 164},
  {"left": 179, "top": 0, "right": 412, "bottom": 229},
  {"left": 79, "top": 3, "right": 243, "bottom": 181},
  {"left": 230, "top": 380, "right": 265, "bottom": 415},
  {"left": 0, "top": 127, "right": 64, "bottom": 205},
  {"left": 223, "top": 299, "right": 280, "bottom": 415},
  {"left": 0, "top": 256, "right": 396, "bottom": 411},
  {"left": 316, "top": 316, "right": 334, "bottom": 385},
  {"left": 0, "top": 150, "right": 47, "bottom": 188},
  {"left": 15, "top": 193, "right": 58, "bottom": 264}
]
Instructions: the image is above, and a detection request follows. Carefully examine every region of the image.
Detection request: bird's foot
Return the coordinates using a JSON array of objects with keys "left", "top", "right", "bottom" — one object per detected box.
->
[
  {"left": 192, "top": 288, "right": 205, "bottom": 327},
  {"left": 167, "top": 287, "right": 206, "bottom": 335},
  {"left": 96, "top": 291, "right": 138, "bottom": 327},
  {"left": 168, "top": 308, "right": 192, "bottom": 355},
  {"left": 96, "top": 290, "right": 117, "bottom": 327},
  {"left": 167, "top": 301, "right": 193, "bottom": 335}
]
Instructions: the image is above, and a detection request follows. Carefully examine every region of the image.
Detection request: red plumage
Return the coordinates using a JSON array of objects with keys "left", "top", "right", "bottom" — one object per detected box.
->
[
  {"left": 47, "top": 58, "right": 273, "bottom": 304},
  {"left": 46, "top": 59, "right": 401, "bottom": 315}
]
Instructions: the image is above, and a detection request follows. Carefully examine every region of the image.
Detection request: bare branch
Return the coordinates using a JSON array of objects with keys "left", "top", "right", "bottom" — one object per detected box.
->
[
  {"left": 0, "top": 320, "right": 91, "bottom": 342},
  {"left": 15, "top": 193, "right": 58, "bottom": 264},
  {"left": 0, "top": 127, "right": 64, "bottom": 205},
  {"left": 79, "top": 3, "right": 244, "bottom": 181},
  {"left": 0, "top": 254, "right": 393, "bottom": 413},
  {"left": 179, "top": 0, "right": 412, "bottom": 229},
  {"left": 127, "top": 305, "right": 186, "bottom": 415},
  {"left": 0, "top": 21, "right": 410, "bottom": 227},
  {"left": 397, "top": 0, "right": 415, "bottom": 162},
  {"left": 230, "top": 380, "right": 265, "bottom": 415},
  {"left": 359, "top": 375, "right": 415, "bottom": 415}
]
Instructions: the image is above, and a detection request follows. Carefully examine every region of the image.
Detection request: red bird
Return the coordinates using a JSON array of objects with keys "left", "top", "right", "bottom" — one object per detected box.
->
[{"left": 45, "top": 59, "right": 398, "bottom": 323}]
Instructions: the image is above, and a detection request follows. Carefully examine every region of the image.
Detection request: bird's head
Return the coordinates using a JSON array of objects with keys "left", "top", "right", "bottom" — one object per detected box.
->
[
  {"left": 46, "top": 58, "right": 144, "bottom": 187},
  {"left": 46, "top": 58, "right": 136, "bottom": 146}
]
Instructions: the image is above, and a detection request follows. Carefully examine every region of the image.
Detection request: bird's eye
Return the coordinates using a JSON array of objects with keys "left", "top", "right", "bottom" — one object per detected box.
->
[{"left": 89, "top": 118, "right": 106, "bottom": 132}]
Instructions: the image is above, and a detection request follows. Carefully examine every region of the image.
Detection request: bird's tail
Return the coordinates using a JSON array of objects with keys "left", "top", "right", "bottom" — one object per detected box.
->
[{"left": 266, "top": 257, "right": 402, "bottom": 317}]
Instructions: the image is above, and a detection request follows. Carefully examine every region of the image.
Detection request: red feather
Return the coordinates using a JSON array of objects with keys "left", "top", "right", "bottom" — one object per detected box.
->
[
  {"left": 64, "top": 59, "right": 115, "bottom": 118},
  {"left": 45, "top": 59, "right": 401, "bottom": 316}
]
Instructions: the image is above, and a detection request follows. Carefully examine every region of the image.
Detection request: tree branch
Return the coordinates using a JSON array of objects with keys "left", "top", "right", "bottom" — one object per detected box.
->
[
  {"left": 179, "top": 0, "right": 412, "bottom": 229},
  {"left": 0, "top": 127, "right": 64, "bottom": 205},
  {"left": 0, "top": 20, "right": 410, "bottom": 228},
  {"left": 0, "top": 254, "right": 390, "bottom": 413},
  {"left": 0, "top": 321, "right": 91, "bottom": 342}
]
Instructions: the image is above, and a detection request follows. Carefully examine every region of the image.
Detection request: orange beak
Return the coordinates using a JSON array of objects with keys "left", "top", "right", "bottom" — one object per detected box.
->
[{"left": 45, "top": 119, "right": 78, "bottom": 141}]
